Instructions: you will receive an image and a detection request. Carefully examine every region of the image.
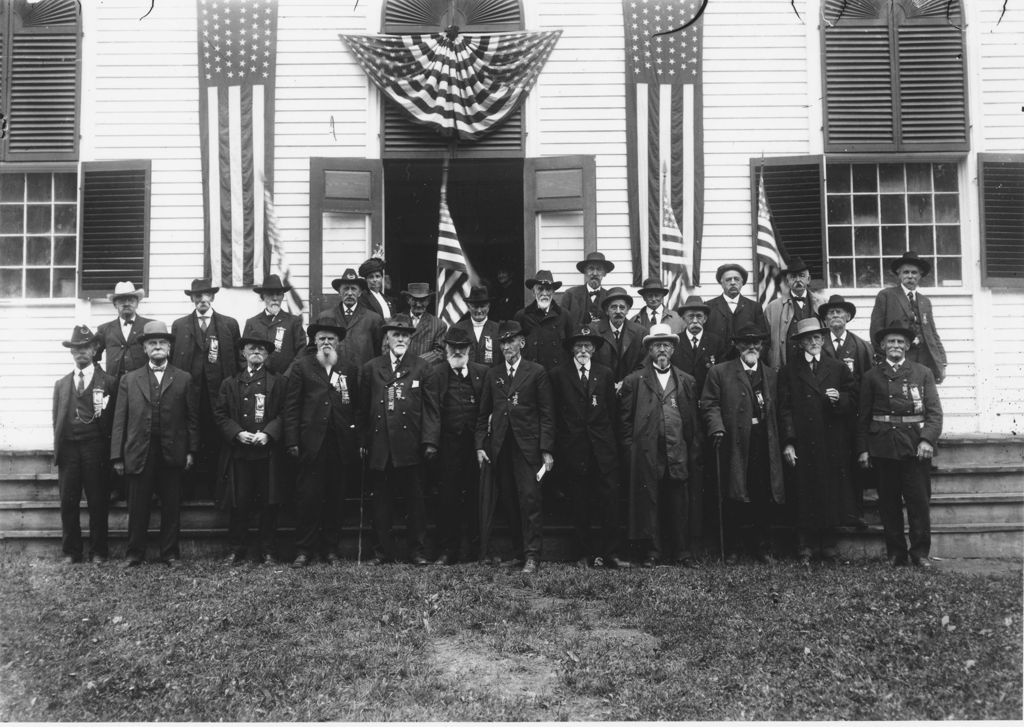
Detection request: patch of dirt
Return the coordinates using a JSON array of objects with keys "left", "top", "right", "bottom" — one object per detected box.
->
[{"left": 433, "top": 637, "right": 555, "bottom": 701}]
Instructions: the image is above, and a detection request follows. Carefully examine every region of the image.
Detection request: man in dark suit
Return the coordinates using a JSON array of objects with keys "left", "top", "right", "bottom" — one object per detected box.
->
[
  {"left": 560, "top": 251, "right": 614, "bottom": 327},
  {"left": 632, "top": 276, "right": 685, "bottom": 334},
  {"left": 242, "top": 274, "right": 306, "bottom": 375},
  {"left": 422, "top": 327, "right": 488, "bottom": 564},
  {"left": 868, "top": 251, "right": 947, "bottom": 384},
  {"left": 284, "top": 317, "right": 360, "bottom": 567},
  {"left": 593, "top": 287, "right": 646, "bottom": 389},
  {"left": 52, "top": 325, "right": 117, "bottom": 564},
  {"left": 671, "top": 295, "right": 730, "bottom": 398},
  {"left": 705, "top": 264, "right": 768, "bottom": 359},
  {"left": 453, "top": 285, "right": 501, "bottom": 365},
  {"left": 330, "top": 268, "right": 384, "bottom": 372},
  {"left": 402, "top": 282, "right": 447, "bottom": 365},
  {"left": 171, "top": 278, "right": 242, "bottom": 499},
  {"left": 358, "top": 256, "right": 396, "bottom": 320},
  {"left": 515, "top": 270, "right": 574, "bottom": 371},
  {"left": 110, "top": 321, "right": 199, "bottom": 567},
  {"left": 476, "top": 321, "right": 556, "bottom": 574},
  {"left": 360, "top": 314, "right": 431, "bottom": 565},
  {"left": 549, "top": 327, "right": 630, "bottom": 569}
]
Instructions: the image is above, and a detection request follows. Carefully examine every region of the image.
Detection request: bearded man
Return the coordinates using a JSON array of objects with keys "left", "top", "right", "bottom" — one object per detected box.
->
[{"left": 242, "top": 274, "right": 306, "bottom": 375}]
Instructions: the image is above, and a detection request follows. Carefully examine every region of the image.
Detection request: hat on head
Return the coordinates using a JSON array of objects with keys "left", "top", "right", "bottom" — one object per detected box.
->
[
  {"left": 818, "top": 294, "right": 856, "bottom": 321},
  {"left": 642, "top": 323, "right": 679, "bottom": 348},
  {"left": 678, "top": 295, "right": 710, "bottom": 316},
  {"left": 307, "top": 316, "right": 347, "bottom": 342},
  {"left": 358, "top": 257, "right": 386, "bottom": 278},
  {"left": 184, "top": 278, "right": 220, "bottom": 296},
  {"left": 731, "top": 324, "right": 769, "bottom": 343},
  {"left": 381, "top": 313, "right": 416, "bottom": 334},
  {"left": 890, "top": 250, "right": 932, "bottom": 277},
  {"left": 331, "top": 268, "right": 368, "bottom": 293},
  {"left": 106, "top": 281, "right": 145, "bottom": 301},
  {"left": 401, "top": 282, "right": 434, "bottom": 299},
  {"left": 464, "top": 285, "right": 495, "bottom": 305},
  {"left": 637, "top": 276, "right": 670, "bottom": 296},
  {"left": 62, "top": 324, "right": 99, "bottom": 348},
  {"left": 252, "top": 274, "right": 292, "bottom": 295},
  {"left": 782, "top": 256, "right": 810, "bottom": 275},
  {"left": 601, "top": 287, "right": 633, "bottom": 311},
  {"left": 443, "top": 327, "right": 473, "bottom": 348},
  {"left": 497, "top": 320, "right": 524, "bottom": 341},
  {"left": 716, "top": 263, "right": 749, "bottom": 284},
  {"left": 524, "top": 270, "right": 562, "bottom": 290},
  {"left": 139, "top": 320, "right": 175, "bottom": 343},
  {"left": 565, "top": 325, "right": 605, "bottom": 351},
  {"left": 873, "top": 325, "right": 915, "bottom": 347},
  {"left": 790, "top": 318, "right": 827, "bottom": 340},
  {"left": 576, "top": 251, "right": 615, "bottom": 274},
  {"left": 238, "top": 335, "right": 276, "bottom": 354}
]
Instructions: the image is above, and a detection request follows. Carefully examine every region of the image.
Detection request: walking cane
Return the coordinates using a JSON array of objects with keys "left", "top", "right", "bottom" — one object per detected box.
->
[
  {"left": 715, "top": 438, "right": 725, "bottom": 563},
  {"left": 357, "top": 452, "right": 367, "bottom": 565}
]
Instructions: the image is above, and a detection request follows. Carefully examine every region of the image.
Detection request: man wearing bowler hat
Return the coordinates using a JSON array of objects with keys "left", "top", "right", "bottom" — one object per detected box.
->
[
  {"left": 632, "top": 276, "right": 685, "bottom": 334},
  {"left": 329, "top": 268, "right": 383, "bottom": 371},
  {"left": 243, "top": 274, "right": 306, "bottom": 375},
  {"left": 358, "top": 256, "right": 396, "bottom": 320},
  {"left": 453, "top": 284, "right": 501, "bottom": 365},
  {"left": 868, "top": 251, "right": 947, "bottom": 384},
  {"left": 764, "top": 256, "right": 826, "bottom": 371},
  {"left": 52, "top": 325, "right": 117, "bottom": 564},
  {"left": 171, "top": 278, "right": 242, "bottom": 499},
  {"left": 705, "top": 264, "right": 768, "bottom": 358},
  {"left": 561, "top": 251, "right": 616, "bottom": 327},
  {"left": 514, "top": 270, "right": 574, "bottom": 371},
  {"left": 402, "top": 282, "right": 447, "bottom": 365},
  {"left": 111, "top": 321, "right": 199, "bottom": 567},
  {"left": 593, "top": 287, "right": 646, "bottom": 388}
]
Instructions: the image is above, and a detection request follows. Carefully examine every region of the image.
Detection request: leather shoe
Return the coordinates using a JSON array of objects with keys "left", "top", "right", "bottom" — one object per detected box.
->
[
  {"left": 89, "top": 553, "right": 108, "bottom": 565},
  {"left": 123, "top": 558, "right": 142, "bottom": 569},
  {"left": 326, "top": 553, "right": 343, "bottom": 566},
  {"left": 291, "top": 553, "right": 311, "bottom": 569},
  {"left": 433, "top": 554, "right": 453, "bottom": 566},
  {"left": 607, "top": 556, "right": 633, "bottom": 569},
  {"left": 520, "top": 559, "right": 538, "bottom": 574},
  {"left": 162, "top": 557, "right": 182, "bottom": 569},
  {"left": 888, "top": 555, "right": 908, "bottom": 568},
  {"left": 412, "top": 555, "right": 430, "bottom": 566},
  {"left": 225, "top": 552, "right": 245, "bottom": 566},
  {"left": 60, "top": 554, "right": 80, "bottom": 565},
  {"left": 640, "top": 556, "right": 657, "bottom": 569},
  {"left": 910, "top": 556, "right": 933, "bottom": 568},
  {"left": 365, "top": 557, "right": 393, "bottom": 566},
  {"left": 261, "top": 554, "right": 275, "bottom": 566}
]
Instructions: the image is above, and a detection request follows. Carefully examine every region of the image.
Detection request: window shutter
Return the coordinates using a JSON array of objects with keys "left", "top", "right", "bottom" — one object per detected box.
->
[
  {"left": 382, "top": 104, "right": 524, "bottom": 158},
  {"left": 523, "top": 155, "right": 597, "bottom": 280},
  {"left": 823, "top": 26, "right": 895, "bottom": 152},
  {"left": 753, "top": 158, "right": 825, "bottom": 280},
  {"left": 79, "top": 162, "right": 151, "bottom": 298},
  {"left": 383, "top": 0, "right": 524, "bottom": 33},
  {"left": 979, "top": 154, "right": 1024, "bottom": 288},
  {"left": 895, "top": 23, "right": 969, "bottom": 151}
]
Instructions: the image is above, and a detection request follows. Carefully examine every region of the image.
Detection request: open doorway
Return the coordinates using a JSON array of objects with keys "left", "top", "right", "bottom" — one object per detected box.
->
[{"left": 383, "top": 159, "right": 524, "bottom": 314}]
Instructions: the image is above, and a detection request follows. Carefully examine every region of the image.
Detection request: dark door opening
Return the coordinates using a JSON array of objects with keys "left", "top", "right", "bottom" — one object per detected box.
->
[{"left": 383, "top": 159, "right": 524, "bottom": 315}]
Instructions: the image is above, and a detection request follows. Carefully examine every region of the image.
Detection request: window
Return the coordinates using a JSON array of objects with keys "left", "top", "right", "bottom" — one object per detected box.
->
[{"left": 979, "top": 154, "right": 1024, "bottom": 288}]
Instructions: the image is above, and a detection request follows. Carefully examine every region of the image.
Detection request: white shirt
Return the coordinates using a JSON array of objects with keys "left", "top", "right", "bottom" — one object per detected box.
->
[
  {"left": 900, "top": 284, "right": 917, "bottom": 299},
  {"left": 804, "top": 353, "right": 820, "bottom": 364},
  {"left": 195, "top": 310, "right": 213, "bottom": 328},
  {"left": 655, "top": 367, "right": 671, "bottom": 389},
  {"left": 149, "top": 362, "right": 166, "bottom": 384},
  {"left": 390, "top": 353, "right": 403, "bottom": 371},
  {"left": 889, "top": 359, "right": 903, "bottom": 373},
  {"left": 120, "top": 316, "right": 135, "bottom": 339},
  {"left": 371, "top": 290, "right": 392, "bottom": 318},
  {"left": 610, "top": 324, "right": 624, "bottom": 338},
  {"left": 647, "top": 305, "right": 664, "bottom": 322},
  {"left": 72, "top": 363, "right": 95, "bottom": 390},
  {"left": 506, "top": 356, "right": 520, "bottom": 377},
  {"left": 472, "top": 319, "right": 486, "bottom": 340},
  {"left": 689, "top": 331, "right": 703, "bottom": 348},
  {"left": 833, "top": 333, "right": 845, "bottom": 349},
  {"left": 725, "top": 294, "right": 740, "bottom": 312},
  {"left": 742, "top": 360, "right": 759, "bottom": 374}
]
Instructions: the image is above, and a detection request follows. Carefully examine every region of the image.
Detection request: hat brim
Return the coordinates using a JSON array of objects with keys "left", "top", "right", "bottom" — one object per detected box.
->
[
  {"left": 890, "top": 257, "right": 932, "bottom": 277},
  {"left": 307, "top": 323, "right": 348, "bottom": 341},
  {"left": 253, "top": 285, "right": 292, "bottom": 295},
  {"left": 790, "top": 325, "right": 828, "bottom": 340},
  {"left": 643, "top": 334, "right": 679, "bottom": 347},
  {"left": 464, "top": 296, "right": 495, "bottom": 305},
  {"left": 525, "top": 279, "right": 562, "bottom": 290},
  {"left": 731, "top": 333, "right": 769, "bottom": 343},
  {"left": 678, "top": 304, "right": 710, "bottom": 316},
  {"left": 576, "top": 259, "right": 615, "bottom": 274},
  {"left": 382, "top": 323, "right": 416, "bottom": 334},
  {"left": 401, "top": 291, "right": 435, "bottom": 299},
  {"left": 874, "top": 326, "right": 915, "bottom": 346},
  {"left": 107, "top": 290, "right": 145, "bottom": 301},
  {"left": 238, "top": 337, "right": 277, "bottom": 354},
  {"left": 185, "top": 287, "right": 220, "bottom": 296},
  {"left": 139, "top": 333, "right": 176, "bottom": 344},
  {"left": 332, "top": 278, "right": 368, "bottom": 292},
  {"left": 818, "top": 301, "right": 856, "bottom": 320},
  {"left": 602, "top": 294, "right": 634, "bottom": 311},
  {"left": 565, "top": 334, "right": 605, "bottom": 351},
  {"left": 62, "top": 338, "right": 99, "bottom": 348},
  {"left": 638, "top": 286, "right": 670, "bottom": 296}
]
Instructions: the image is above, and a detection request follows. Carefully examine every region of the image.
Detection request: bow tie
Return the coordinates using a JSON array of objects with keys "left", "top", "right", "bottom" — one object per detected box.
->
[
  {"left": 151, "top": 366, "right": 166, "bottom": 373},
  {"left": 653, "top": 365, "right": 671, "bottom": 374},
  {"left": 122, "top": 318, "right": 134, "bottom": 325},
  {"left": 249, "top": 366, "right": 262, "bottom": 375}
]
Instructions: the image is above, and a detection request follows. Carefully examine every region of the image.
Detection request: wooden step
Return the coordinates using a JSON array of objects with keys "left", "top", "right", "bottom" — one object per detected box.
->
[
  {"left": 936, "top": 436, "right": 1024, "bottom": 468},
  {"left": 931, "top": 465, "right": 1024, "bottom": 495}
]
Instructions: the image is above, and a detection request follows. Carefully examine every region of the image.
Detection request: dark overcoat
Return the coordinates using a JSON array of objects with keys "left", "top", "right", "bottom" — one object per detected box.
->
[
  {"left": 857, "top": 360, "right": 943, "bottom": 459},
  {"left": 170, "top": 310, "right": 242, "bottom": 399},
  {"left": 705, "top": 294, "right": 768, "bottom": 358},
  {"left": 242, "top": 310, "right": 307, "bottom": 375},
  {"left": 592, "top": 319, "right": 646, "bottom": 383},
  {"left": 359, "top": 290, "right": 397, "bottom": 320},
  {"left": 560, "top": 284, "right": 608, "bottom": 326},
  {"left": 331, "top": 303, "right": 383, "bottom": 370},
  {"left": 96, "top": 315, "right": 153, "bottom": 378},
  {"left": 823, "top": 330, "right": 874, "bottom": 385},
  {"left": 514, "top": 301, "right": 574, "bottom": 371},
  {"left": 421, "top": 360, "right": 488, "bottom": 447},
  {"left": 52, "top": 366, "right": 117, "bottom": 458},
  {"left": 671, "top": 330, "right": 730, "bottom": 397},
  {"left": 632, "top": 306, "right": 685, "bottom": 334},
  {"left": 475, "top": 359, "right": 555, "bottom": 469},
  {"left": 283, "top": 355, "right": 359, "bottom": 466},
  {"left": 453, "top": 318, "right": 501, "bottom": 366},
  {"left": 548, "top": 359, "right": 620, "bottom": 478},
  {"left": 359, "top": 353, "right": 430, "bottom": 470},
  {"left": 868, "top": 286, "right": 947, "bottom": 380}
]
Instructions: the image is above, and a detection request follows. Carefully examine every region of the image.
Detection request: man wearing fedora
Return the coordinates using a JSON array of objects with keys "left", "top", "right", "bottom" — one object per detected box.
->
[
  {"left": 284, "top": 317, "right": 360, "bottom": 567},
  {"left": 171, "top": 278, "right": 242, "bottom": 500},
  {"left": 110, "top": 321, "right": 199, "bottom": 567},
  {"left": 358, "top": 257, "right": 396, "bottom": 320},
  {"left": 550, "top": 326, "right": 630, "bottom": 569},
  {"left": 778, "top": 318, "right": 856, "bottom": 563},
  {"left": 402, "top": 282, "right": 447, "bottom": 365},
  {"left": 52, "top": 325, "right": 117, "bottom": 564},
  {"left": 764, "top": 256, "right": 827, "bottom": 371},
  {"left": 214, "top": 335, "right": 287, "bottom": 565},
  {"left": 561, "top": 251, "right": 616, "bottom": 327},
  {"left": 869, "top": 251, "right": 947, "bottom": 384},
  {"left": 243, "top": 274, "right": 307, "bottom": 375},
  {"left": 475, "top": 321, "right": 555, "bottom": 574},
  {"left": 857, "top": 326, "right": 943, "bottom": 567},
  {"left": 360, "top": 314, "right": 432, "bottom": 565},
  {"left": 329, "top": 268, "right": 383, "bottom": 372},
  {"left": 632, "top": 276, "right": 684, "bottom": 334},
  {"left": 514, "top": 270, "right": 574, "bottom": 372},
  {"left": 593, "top": 287, "right": 646, "bottom": 388},
  {"left": 620, "top": 324, "right": 703, "bottom": 567},
  {"left": 422, "top": 327, "right": 488, "bottom": 564},
  {"left": 705, "top": 264, "right": 768, "bottom": 358},
  {"left": 671, "top": 295, "right": 730, "bottom": 398},
  {"left": 702, "top": 324, "right": 785, "bottom": 563},
  {"left": 453, "top": 284, "right": 501, "bottom": 365}
]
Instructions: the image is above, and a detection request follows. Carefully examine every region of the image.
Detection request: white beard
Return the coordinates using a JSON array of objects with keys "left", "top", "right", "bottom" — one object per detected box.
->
[{"left": 317, "top": 347, "right": 338, "bottom": 368}]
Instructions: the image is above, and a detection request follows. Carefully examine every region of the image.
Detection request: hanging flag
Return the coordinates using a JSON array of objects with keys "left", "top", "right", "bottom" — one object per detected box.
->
[
  {"left": 262, "top": 180, "right": 304, "bottom": 314},
  {"left": 660, "top": 166, "right": 691, "bottom": 310},
  {"left": 623, "top": 0, "right": 704, "bottom": 287},
  {"left": 197, "top": 0, "right": 278, "bottom": 288},
  {"left": 436, "top": 174, "right": 476, "bottom": 326},
  {"left": 756, "top": 171, "right": 783, "bottom": 310},
  {"left": 341, "top": 29, "right": 561, "bottom": 141}
]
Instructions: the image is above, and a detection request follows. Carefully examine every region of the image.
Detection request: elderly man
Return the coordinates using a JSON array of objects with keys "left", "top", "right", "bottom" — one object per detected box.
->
[
  {"left": 214, "top": 335, "right": 287, "bottom": 565},
  {"left": 560, "top": 251, "right": 615, "bottom": 326},
  {"left": 764, "top": 256, "right": 826, "bottom": 371},
  {"left": 402, "top": 282, "right": 447, "bottom": 364},
  {"left": 620, "top": 324, "right": 702, "bottom": 568},
  {"left": 779, "top": 318, "right": 855, "bottom": 564},
  {"left": 550, "top": 326, "right": 630, "bottom": 569},
  {"left": 422, "top": 327, "right": 488, "bottom": 564},
  {"left": 284, "top": 317, "right": 359, "bottom": 567},
  {"left": 453, "top": 285, "right": 501, "bottom": 365},
  {"left": 514, "top": 270, "right": 573, "bottom": 371},
  {"left": 360, "top": 314, "right": 431, "bottom": 565},
  {"left": 858, "top": 326, "right": 943, "bottom": 567},
  {"left": 593, "top": 287, "right": 646, "bottom": 388},
  {"left": 632, "top": 276, "right": 685, "bottom": 334},
  {"left": 671, "top": 295, "right": 730, "bottom": 398},
  {"left": 476, "top": 321, "right": 555, "bottom": 574},
  {"left": 52, "top": 325, "right": 117, "bottom": 564},
  {"left": 702, "top": 324, "right": 785, "bottom": 563},
  {"left": 330, "top": 268, "right": 384, "bottom": 371},
  {"left": 705, "top": 264, "right": 768, "bottom": 357},
  {"left": 358, "top": 256, "right": 396, "bottom": 319},
  {"left": 869, "top": 251, "right": 947, "bottom": 384},
  {"left": 111, "top": 321, "right": 199, "bottom": 568},
  {"left": 242, "top": 274, "right": 306, "bottom": 375}
]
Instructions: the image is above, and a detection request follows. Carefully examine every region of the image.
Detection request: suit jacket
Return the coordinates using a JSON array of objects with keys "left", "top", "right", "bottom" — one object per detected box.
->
[
  {"left": 170, "top": 310, "right": 242, "bottom": 399},
  {"left": 560, "top": 285, "right": 608, "bottom": 326},
  {"left": 868, "top": 286, "right": 947, "bottom": 380},
  {"left": 243, "top": 310, "right": 306, "bottom": 375},
  {"left": 52, "top": 366, "right": 118, "bottom": 459},
  {"left": 359, "top": 353, "right": 430, "bottom": 470},
  {"left": 763, "top": 292, "right": 827, "bottom": 370},
  {"left": 96, "top": 316, "right": 154, "bottom": 378},
  {"left": 110, "top": 364, "right": 200, "bottom": 474},
  {"left": 332, "top": 303, "right": 384, "bottom": 371},
  {"left": 857, "top": 360, "right": 943, "bottom": 460},
  {"left": 407, "top": 312, "right": 447, "bottom": 365},
  {"left": 705, "top": 294, "right": 768, "bottom": 359},
  {"left": 632, "top": 306, "right": 685, "bottom": 335},
  {"left": 671, "top": 330, "right": 730, "bottom": 397},
  {"left": 592, "top": 319, "right": 646, "bottom": 383},
  {"left": 422, "top": 360, "right": 488, "bottom": 446},
  {"left": 454, "top": 318, "right": 501, "bottom": 366},
  {"left": 822, "top": 330, "right": 874, "bottom": 385},
  {"left": 514, "top": 301, "right": 574, "bottom": 371},
  {"left": 359, "top": 290, "right": 397, "bottom": 320},
  {"left": 283, "top": 354, "right": 359, "bottom": 466},
  {"left": 549, "top": 360, "right": 620, "bottom": 477},
  {"left": 475, "top": 358, "right": 555, "bottom": 469}
]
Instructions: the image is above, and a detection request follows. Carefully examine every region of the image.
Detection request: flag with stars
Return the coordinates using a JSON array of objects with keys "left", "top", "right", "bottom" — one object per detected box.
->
[
  {"left": 197, "top": 0, "right": 278, "bottom": 288},
  {"left": 623, "top": 0, "right": 703, "bottom": 289}
]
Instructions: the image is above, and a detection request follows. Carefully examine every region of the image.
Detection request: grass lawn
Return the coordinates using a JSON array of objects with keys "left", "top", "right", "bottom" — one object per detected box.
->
[{"left": 0, "top": 555, "right": 1020, "bottom": 721}]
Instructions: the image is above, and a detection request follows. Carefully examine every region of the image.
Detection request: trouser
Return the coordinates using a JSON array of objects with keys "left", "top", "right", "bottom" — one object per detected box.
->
[
  {"left": 495, "top": 439, "right": 543, "bottom": 561},
  {"left": 568, "top": 455, "right": 622, "bottom": 561},
  {"left": 226, "top": 458, "right": 278, "bottom": 557},
  {"left": 57, "top": 438, "right": 108, "bottom": 558},
  {"left": 724, "top": 422, "right": 773, "bottom": 555},
  {"left": 646, "top": 475, "right": 689, "bottom": 561},
  {"left": 372, "top": 462, "right": 426, "bottom": 561},
  {"left": 874, "top": 456, "right": 931, "bottom": 561},
  {"left": 435, "top": 431, "right": 480, "bottom": 560},
  {"left": 188, "top": 385, "right": 221, "bottom": 500},
  {"left": 126, "top": 443, "right": 182, "bottom": 562},
  {"left": 295, "top": 443, "right": 345, "bottom": 557}
]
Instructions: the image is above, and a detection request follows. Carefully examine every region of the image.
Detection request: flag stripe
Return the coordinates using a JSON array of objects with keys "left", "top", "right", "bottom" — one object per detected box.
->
[
  {"left": 228, "top": 85, "right": 244, "bottom": 287},
  {"left": 206, "top": 85, "right": 221, "bottom": 288},
  {"left": 252, "top": 86, "right": 265, "bottom": 286},
  {"left": 635, "top": 82, "right": 649, "bottom": 280},
  {"left": 756, "top": 172, "right": 783, "bottom": 309},
  {"left": 680, "top": 84, "right": 695, "bottom": 287},
  {"left": 647, "top": 82, "right": 661, "bottom": 278}
]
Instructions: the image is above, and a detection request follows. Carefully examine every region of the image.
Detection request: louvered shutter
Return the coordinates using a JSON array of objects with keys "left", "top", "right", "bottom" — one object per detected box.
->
[
  {"left": 895, "top": 23, "right": 969, "bottom": 151},
  {"left": 383, "top": 104, "right": 524, "bottom": 158},
  {"left": 79, "top": 162, "right": 151, "bottom": 298},
  {"left": 979, "top": 154, "right": 1024, "bottom": 288},
  {"left": 823, "top": 26, "right": 896, "bottom": 152},
  {"left": 753, "top": 158, "right": 825, "bottom": 280},
  {"left": 383, "top": 0, "right": 524, "bottom": 34}
]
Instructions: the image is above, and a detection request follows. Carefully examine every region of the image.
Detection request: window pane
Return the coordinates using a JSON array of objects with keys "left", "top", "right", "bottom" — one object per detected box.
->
[
  {"left": 0, "top": 207, "right": 24, "bottom": 234},
  {"left": 829, "top": 258, "right": 853, "bottom": 288},
  {"left": 881, "top": 257, "right": 900, "bottom": 285},
  {"left": 880, "top": 195, "right": 906, "bottom": 224},
  {"left": 853, "top": 196, "right": 878, "bottom": 225},
  {"left": 54, "top": 268, "right": 76, "bottom": 297},
  {"left": 882, "top": 226, "right": 907, "bottom": 255},
  {"left": 854, "top": 226, "right": 879, "bottom": 256},
  {"left": 829, "top": 226, "right": 852, "bottom": 256},
  {"left": 934, "top": 194, "right": 959, "bottom": 223},
  {"left": 827, "top": 196, "right": 851, "bottom": 225},
  {"left": 827, "top": 164, "right": 851, "bottom": 193},
  {"left": 53, "top": 174, "right": 77, "bottom": 202},
  {"left": 934, "top": 163, "right": 958, "bottom": 192},
  {"left": 0, "top": 239, "right": 23, "bottom": 265},
  {"left": 26, "top": 206, "right": 51, "bottom": 234},
  {"left": 54, "top": 236, "right": 76, "bottom": 265},
  {"left": 936, "top": 226, "right": 961, "bottom": 254},
  {"left": 937, "top": 257, "right": 962, "bottom": 285},
  {"left": 855, "top": 258, "right": 881, "bottom": 287},
  {"left": 26, "top": 174, "right": 52, "bottom": 202},
  {"left": 907, "top": 194, "right": 932, "bottom": 224},
  {"left": 0, "top": 175, "right": 25, "bottom": 202},
  {"left": 852, "top": 164, "right": 877, "bottom": 193},
  {"left": 0, "top": 269, "right": 22, "bottom": 297},
  {"left": 25, "top": 269, "right": 50, "bottom": 298},
  {"left": 907, "top": 163, "right": 932, "bottom": 192},
  {"left": 908, "top": 226, "right": 933, "bottom": 255},
  {"left": 54, "top": 205, "right": 76, "bottom": 234},
  {"left": 26, "top": 237, "right": 52, "bottom": 265},
  {"left": 879, "top": 164, "right": 905, "bottom": 193}
]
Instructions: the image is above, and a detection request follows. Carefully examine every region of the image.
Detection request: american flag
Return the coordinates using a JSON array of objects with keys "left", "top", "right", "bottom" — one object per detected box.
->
[
  {"left": 340, "top": 30, "right": 560, "bottom": 141},
  {"left": 756, "top": 171, "right": 783, "bottom": 309},
  {"left": 262, "top": 179, "right": 303, "bottom": 314},
  {"left": 435, "top": 174, "right": 476, "bottom": 326},
  {"left": 623, "top": 0, "right": 703, "bottom": 287},
  {"left": 197, "top": 0, "right": 278, "bottom": 288},
  {"left": 660, "top": 165, "right": 691, "bottom": 309}
]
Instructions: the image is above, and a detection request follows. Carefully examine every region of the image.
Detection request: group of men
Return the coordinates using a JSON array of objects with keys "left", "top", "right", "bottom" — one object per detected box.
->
[{"left": 52, "top": 248, "right": 943, "bottom": 571}]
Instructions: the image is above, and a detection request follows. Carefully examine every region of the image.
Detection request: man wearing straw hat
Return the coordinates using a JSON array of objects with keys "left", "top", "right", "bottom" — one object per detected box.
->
[
  {"left": 452, "top": 284, "right": 501, "bottom": 365},
  {"left": 560, "top": 251, "right": 616, "bottom": 327},
  {"left": 243, "top": 274, "right": 307, "bottom": 375},
  {"left": 402, "top": 282, "right": 447, "bottom": 365}
]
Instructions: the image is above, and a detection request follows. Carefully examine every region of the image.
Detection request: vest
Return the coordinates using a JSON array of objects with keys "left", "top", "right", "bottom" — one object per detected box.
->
[
  {"left": 235, "top": 368, "right": 271, "bottom": 460},
  {"left": 443, "top": 369, "right": 477, "bottom": 436},
  {"left": 654, "top": 374, "right": 687, "bottom": 480},
  {"left": 149, "top": 370, "right": 163, "bottom": 443},
  {"left": 64, "top": 378, "right": 102, "bottom": 441}
]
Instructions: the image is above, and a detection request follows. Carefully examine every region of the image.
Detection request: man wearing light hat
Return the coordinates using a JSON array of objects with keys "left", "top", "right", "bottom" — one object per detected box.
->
[
  {"left": 401, "top": 282, "right": 447, "bottom": 365},
  {"left": 329, "top": 268, "right": 383, "bottom": 372},
  {"left": 243, "top": 274, "right": 307, "bottom": 375},
  {"left": 52, "top": 325, "right": 117, "bottom": 564},
  {"left": 358, "top": 256, "right": 396, "bottom": 319},
  {"left": 452, "top": 284, "right": 501, "bottom": 365},
  {"left": 514, "top": 270, "right": 574, "bottom": 371},
  {"left": 705, "top": 263, "right": 768, "bottom": 358},
  {"left": 764, "top": 256, "right": 826, "bottom": 370},
  {"left": 560, "top": 251, "right": 615, "bottom": 327},
  {"left": 632, "top": 276, "right": 684, "bottom": 334},
  {"left": 593, "top": 287, "right": 646, "bottom": 388}
]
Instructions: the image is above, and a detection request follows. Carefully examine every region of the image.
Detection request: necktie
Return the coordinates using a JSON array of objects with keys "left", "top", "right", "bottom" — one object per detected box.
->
[
  {"left": 692, "top": 335, "right": 699, "bottom": 349},
  {"left": 834, "top": 338, "right": 842, "bottom": 350},
  {"left": 508, "top": 365, "right": 516, "bottom": 379},
  {"left": 199, "top": 316, "right": 209, "bottom": 332},
  {"left": 811, "top": 358, "right": 818, "bottom": 374},
  {"left": 76, "top": 371, "right": 85, "bottom": 395},
  {"left": 580, "top": 365, "right": 588, "bottom": 385},
  {"left": 614, "top": 330, "right": 621, "bottom": 342},
  {"left": 393, "top": 356, "right": 402, "bottom": 371},
  {"left": 122, "top": 317, "right": 133, "bottom": 327},
  {"left": 344, "top": 307, "right": 354, "bottom": 320},
  {"left": 654, "top": 365, "right": 670, "bottom": 374},
  {"left": 907, "top": 291, "right": 914, "bottom": 304}
]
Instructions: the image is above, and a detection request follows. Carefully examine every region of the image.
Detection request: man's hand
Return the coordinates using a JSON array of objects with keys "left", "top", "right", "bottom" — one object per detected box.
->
[
  {"left": 251, "top": 432, "right": 269, "bottom": 446},
  {"left": 711, "top": 432, "right": 724, "bottom": 449},
  {"left": 783, "top": 444, "right": 797, "bottom": 466},
  {"left": 359, "top": 447, "right": 368, "bottom": 459},
  {"left": 287, "top": 445, "right": 299, "bottom": 458},
  {"left": 858, "top": 451, "right": 871, "bottom": 469},
  {"left": 824, "top": 387, "right": 840, "bottom": 404},
  {"left": 936, "top": 368, "right": 946, "bottom": 385},
  {"left": 424, "top": 444, "right": 438, "bottom": 461},
  {"left": 916, "top": 440, "right": 934, "bottom": 461},
  {"left": 236, "top": 431, "right": 253, "bottom": 444},
  {"left": 112, "top": 461, "right": 124, "bottom": 476},
  {"left": 184, "top": 453, "right": 195, "bottom": 471},
  {"left": 476, "top": 449, "right": 490, "bottom": 466},
  {"left": 542, "top": 452, "right": 554, "bottom": 471}
]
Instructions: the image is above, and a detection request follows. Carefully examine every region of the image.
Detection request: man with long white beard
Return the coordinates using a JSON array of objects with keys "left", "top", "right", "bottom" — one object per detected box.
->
[
  {"left": 242, "top": 274, "right": 306, "bottom": 375},
  {"left": 284, "top": 317, "right": 359, "bottom": 567}
]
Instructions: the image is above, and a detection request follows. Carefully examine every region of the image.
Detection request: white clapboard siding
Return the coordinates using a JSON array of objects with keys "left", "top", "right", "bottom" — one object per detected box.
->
[
  {"left": 537, "top": 212, "right": 585, "bottom": 282},
  {"left": 975, "top": 4, "right": 1024, "bottom": 151},
  {"left": 322, "top": 213, "right": 372, "bottom": 295}
]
